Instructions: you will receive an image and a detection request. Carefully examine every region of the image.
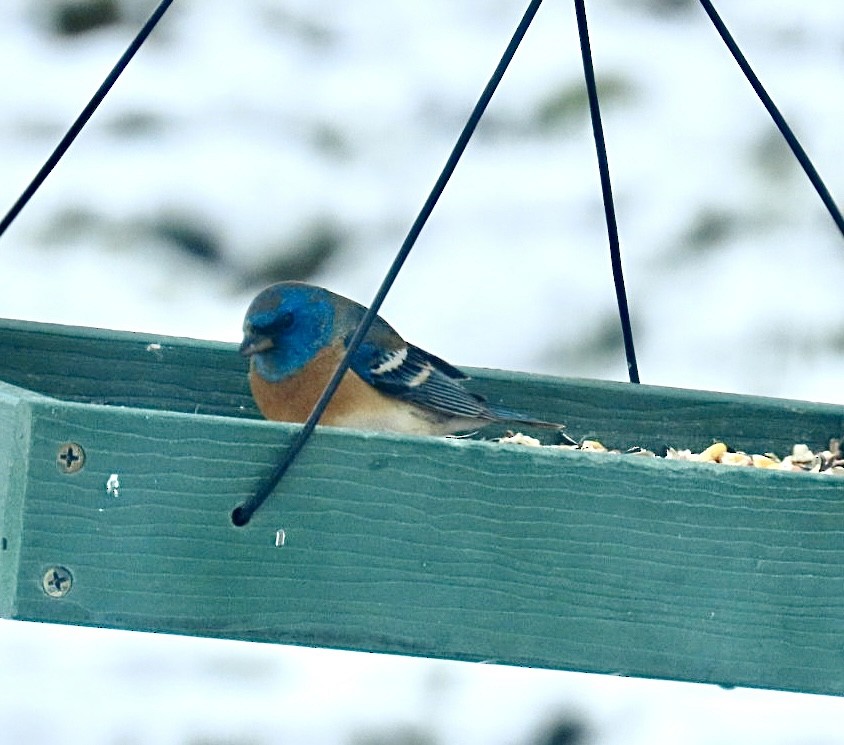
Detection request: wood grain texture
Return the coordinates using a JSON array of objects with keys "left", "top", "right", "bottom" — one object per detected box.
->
[
  {"left": 0, "top": 317, "right": 255, "bottom": 417},
  {"left": 1, "top": 319, "right": 843, "bottom": 696},
  {"left": 2, "top": 317, "right": 843, "bottom": 452}
]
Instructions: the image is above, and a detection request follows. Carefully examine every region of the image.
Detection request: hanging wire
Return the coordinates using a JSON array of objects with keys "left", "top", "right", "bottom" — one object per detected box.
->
[
  {"left": 573, "top": 0, "right": 640, "bottom": 384},
  {"left": 232, "top": 0, "right": 545, "bottom": 526},
  {"left": 0, "top": 0, "right": 175, "bottom": 240},
  {"left": 698, "top": 0, "right": 844, "bottom": 239}
]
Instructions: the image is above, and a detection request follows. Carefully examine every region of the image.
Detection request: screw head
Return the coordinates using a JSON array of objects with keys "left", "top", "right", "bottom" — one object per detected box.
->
[
  {"left": 57, "top": 443, "right": 85, "bottom": 473},
  {"left": 42, "top": 566, "right": 73, "bottom": 597}
]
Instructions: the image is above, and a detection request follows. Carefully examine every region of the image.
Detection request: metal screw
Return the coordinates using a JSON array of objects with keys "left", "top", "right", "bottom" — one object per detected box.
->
[
  {"left": 57, "top": 443, "right": 85, "bottom": 473},
  {"left": 274, "top": 529, "right": 287, "bottom": 547},
  {"left": 42, "top": 566, "right": 73, "bottom": 597}
]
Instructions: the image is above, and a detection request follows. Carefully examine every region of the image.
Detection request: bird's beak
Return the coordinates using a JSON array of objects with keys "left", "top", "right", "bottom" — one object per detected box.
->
[{"left": 239, "top": 332, "right": 275, "bottom": 358}]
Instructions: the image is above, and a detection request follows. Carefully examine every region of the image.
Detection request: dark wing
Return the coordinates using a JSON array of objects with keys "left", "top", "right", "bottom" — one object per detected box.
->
[
  {"left": 351, "top": 339, "right": 494, "bottom": 421},
  {"left": 343, "top": 308, "right": 565, "bottom": 429}
]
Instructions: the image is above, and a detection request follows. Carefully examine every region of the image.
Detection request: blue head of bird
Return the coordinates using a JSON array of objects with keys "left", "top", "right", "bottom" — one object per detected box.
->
[{"left": 239, "top": 282, "right": 337, "bottom": 382}]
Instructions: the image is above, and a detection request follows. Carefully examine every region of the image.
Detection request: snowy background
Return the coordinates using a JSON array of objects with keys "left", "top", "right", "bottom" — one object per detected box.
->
[{"left": 1, "top": 0, "right": 843, "bottom": 743}]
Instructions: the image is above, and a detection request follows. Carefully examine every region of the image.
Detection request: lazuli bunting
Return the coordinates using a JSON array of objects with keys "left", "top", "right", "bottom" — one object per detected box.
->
[{"left": 240, "top": 281, "right": 565, "bottom": 436}]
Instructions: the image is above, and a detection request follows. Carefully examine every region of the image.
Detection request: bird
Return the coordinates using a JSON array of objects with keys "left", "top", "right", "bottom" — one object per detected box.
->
[{"left": 240, "top": 281, "right": 567, "bottom": 436}]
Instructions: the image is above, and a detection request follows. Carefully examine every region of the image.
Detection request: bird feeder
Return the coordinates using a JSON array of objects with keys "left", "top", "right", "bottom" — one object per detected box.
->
[{"left": 1, "top": 317, "right": 842, "bottom": 696}]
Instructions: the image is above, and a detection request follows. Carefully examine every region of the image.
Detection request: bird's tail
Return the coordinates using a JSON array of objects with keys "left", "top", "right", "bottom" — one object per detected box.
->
[{"left": 485, "top": 403, "right": 576, "bottom": 443}]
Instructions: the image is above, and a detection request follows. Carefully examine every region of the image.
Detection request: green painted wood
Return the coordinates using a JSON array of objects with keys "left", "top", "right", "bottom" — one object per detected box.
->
[
  {"left": 1, "top": 317, "right": 842, "bottom": 453},
  {"left": 0, "top": 382, "right": 36, "bottom": 618},
  {"left": 1, "top": 318, "right": 843, "bottom": 696},
  {"left": 0, "top": 317, "right": 256, "bottom": 418}
]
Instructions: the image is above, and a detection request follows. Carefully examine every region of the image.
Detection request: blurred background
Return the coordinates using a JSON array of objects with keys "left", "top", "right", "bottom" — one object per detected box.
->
[{"left": 1, "top": 0, "right": 843, "bottom": 743}]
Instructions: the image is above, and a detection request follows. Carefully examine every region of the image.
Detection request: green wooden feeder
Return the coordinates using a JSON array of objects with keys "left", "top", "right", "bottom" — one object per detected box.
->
[
  {"left": 1, "top": 0, "right": 843, "bottom": 706},
  {"left": 1, "top": 317, "right": 842, "bottom": 696}
]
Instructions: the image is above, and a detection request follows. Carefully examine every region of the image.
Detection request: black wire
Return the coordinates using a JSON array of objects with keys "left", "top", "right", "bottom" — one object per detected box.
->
[
  {"left": 0, "top": 0, "right": 176, "bottom": 240},
  {"left": 232, "top": 0, "right": 545, "bottom": 527},
  {"left": 573, "top": 0, "right": 640, "bottom": 384},
  {"left": 698, "top": 0, "right": 844, "bottom": 239}
]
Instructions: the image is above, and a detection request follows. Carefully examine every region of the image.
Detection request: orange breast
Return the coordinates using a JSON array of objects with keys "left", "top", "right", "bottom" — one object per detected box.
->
[{"left": 248, "top": 343, "right": 421, "bottom": 430}]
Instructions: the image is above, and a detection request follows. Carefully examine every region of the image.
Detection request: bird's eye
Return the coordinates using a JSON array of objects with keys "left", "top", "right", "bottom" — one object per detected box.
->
[{"left": 276, "top": 312, "right": 294, "bottom": 330}]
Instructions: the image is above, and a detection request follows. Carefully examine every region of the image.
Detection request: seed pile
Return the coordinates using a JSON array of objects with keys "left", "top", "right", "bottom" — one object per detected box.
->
[{"left": 497, "top": 434, "right": 844, "bottom": 476}]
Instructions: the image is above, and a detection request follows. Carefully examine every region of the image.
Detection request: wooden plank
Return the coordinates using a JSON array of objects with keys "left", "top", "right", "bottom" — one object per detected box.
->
[
  {"left": 470, "top": 369, "right": 844, "bottom": 456},
  {"left": 0, "top": 317, "right": 256, "bottom": 418},
  {"left": 1, "top": 319, "right": 843, "bottom": 696},
  {"left": 0, "top": 381, "right": 39, "bottom": 619},
  {"left": 1, "top": 317, "right": 843, "bottom": 453}
]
